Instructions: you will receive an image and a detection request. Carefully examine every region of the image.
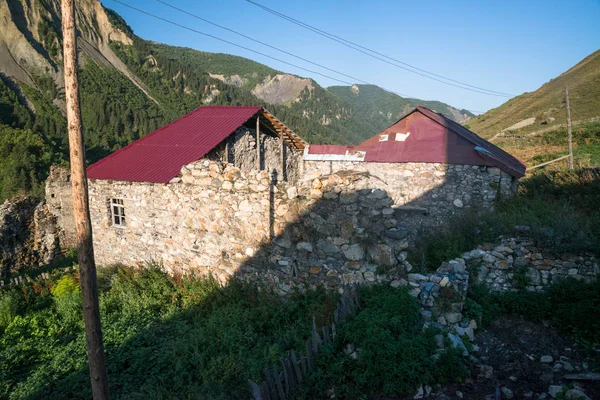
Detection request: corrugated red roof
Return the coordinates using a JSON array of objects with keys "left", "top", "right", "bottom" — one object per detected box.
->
[
  {"left": 307, "top": 145, "right": 352, "bottom": 155},
  {"left": 313, "top": 106, "right": 526, "bottom": 178},
  {"left": 87, "top": 106, "right": 262, "bottom": 183}
]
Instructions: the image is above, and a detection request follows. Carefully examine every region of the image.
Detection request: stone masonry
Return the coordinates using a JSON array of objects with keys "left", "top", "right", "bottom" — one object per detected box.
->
[
  {"left": 303, "top": 160, "right": 518, "bottom": 231},
  {"left": 463, "top": 236, "right": 599, "bottom": 292}
]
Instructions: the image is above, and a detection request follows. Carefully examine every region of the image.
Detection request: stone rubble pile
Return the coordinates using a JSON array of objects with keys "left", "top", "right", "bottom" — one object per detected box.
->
[{"left": 462, "top": 236, "right": 599, "bottom": 292}]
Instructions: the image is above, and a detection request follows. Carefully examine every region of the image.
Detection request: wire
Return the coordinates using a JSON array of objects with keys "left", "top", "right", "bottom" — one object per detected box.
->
[
  {"left": 245, "top": 0, "right": 514, "bottom": 98},
  {"left": 155, "top": 0, "right": 371, "bottom": 85},
  {"left": 111, "top": 0, "right": 355, "bottom": 86},
  {"left": 152, "top": 1, "right": 484, "bottom": 113},
  {"left": 110, "top": 0, "right": 486, "bottom": 115}
]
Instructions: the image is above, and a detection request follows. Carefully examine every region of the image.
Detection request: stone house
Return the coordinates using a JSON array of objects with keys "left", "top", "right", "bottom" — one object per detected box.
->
[{"left": 46, "top": 105, "right": 526, "bottom": 292}]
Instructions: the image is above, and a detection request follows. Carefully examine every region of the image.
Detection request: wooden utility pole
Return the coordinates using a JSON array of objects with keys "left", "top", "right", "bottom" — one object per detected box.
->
[
  {"left": 256, "top": 113, "right": 261, "bottom": 170},
  {"left": 61, "top": 1, "right": 110, "bottom": 399},
  {"left": 565, "top": 86, "right": 574, "bottom": 170}
]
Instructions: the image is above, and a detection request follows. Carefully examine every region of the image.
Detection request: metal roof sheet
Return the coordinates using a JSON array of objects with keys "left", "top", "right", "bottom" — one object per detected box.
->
[
  {"left": 307, "top": 145, "right": 352, "bottom": 155},
  {"left": 87, "top": 106, "right": 263, "bottom": 183},
  {"left": 413, "top": 106, "right": 526, "bottom": 177}
]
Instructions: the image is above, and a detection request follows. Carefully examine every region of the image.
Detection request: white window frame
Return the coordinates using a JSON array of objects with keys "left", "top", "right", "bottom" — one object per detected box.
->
[
  {"left": 379, "top": 134, "right": 389, "bottom": 142},
  {"left": 110, "top": 198, "right": 126, "bottom": 228}
]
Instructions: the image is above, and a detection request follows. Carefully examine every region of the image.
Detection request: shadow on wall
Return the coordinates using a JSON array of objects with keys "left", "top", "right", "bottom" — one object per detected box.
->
[{"left": 226, "top": 160, "right": 508, "bottom": 295}]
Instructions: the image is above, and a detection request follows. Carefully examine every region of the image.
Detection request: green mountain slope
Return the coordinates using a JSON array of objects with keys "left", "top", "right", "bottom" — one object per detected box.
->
[
  {"left": 467, "top": 49, "right": 600, "bottom": 139},
  {"left": 329, "top": 84, "right": 474, "bottom": 133},
  {"left": 0, "top": 0, "right": 471, "bottom": 201}
]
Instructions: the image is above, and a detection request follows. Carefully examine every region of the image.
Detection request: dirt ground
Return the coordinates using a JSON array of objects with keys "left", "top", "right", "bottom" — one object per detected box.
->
[{"left": 388, "top": 317, "right": 600, "bottom": 400}]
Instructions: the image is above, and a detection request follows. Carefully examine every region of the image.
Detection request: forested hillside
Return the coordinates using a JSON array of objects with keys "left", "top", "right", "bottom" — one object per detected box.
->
[
  {"left": 329, "top": 84, "right": 473, "bottom": 133},
  {"left": 0, "top": 0, "right": 470, "bottom": 202}
]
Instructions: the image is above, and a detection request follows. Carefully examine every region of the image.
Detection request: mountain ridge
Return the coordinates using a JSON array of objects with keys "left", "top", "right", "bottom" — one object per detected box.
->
[{"left": 0, "top": 0, "right": 475, "bottom": 201}]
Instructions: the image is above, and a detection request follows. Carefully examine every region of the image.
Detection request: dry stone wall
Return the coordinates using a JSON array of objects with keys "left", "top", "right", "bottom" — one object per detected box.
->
[
  {"left": 0, "top": 197, "right": 60, "bottom": 277},
  {"left": 463, "top": 237, "right": 599, "bottom": 292},
  {"left": 302, "top": 160, "right": 517, "bottom": 231},
  {"left": 205, "top": 126, "right": 302, "bottom": 184}
]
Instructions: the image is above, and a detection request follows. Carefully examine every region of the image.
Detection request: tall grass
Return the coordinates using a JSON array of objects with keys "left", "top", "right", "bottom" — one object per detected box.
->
[
  {"left": 0, "top": 265, "right": 337, "bottom": 399},
  {"left": 410, "top": 169, "right": 600, "bottom": 270}
]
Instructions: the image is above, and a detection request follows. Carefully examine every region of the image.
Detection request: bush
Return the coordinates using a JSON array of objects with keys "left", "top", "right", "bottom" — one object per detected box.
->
[
  {"left": 0, "top": 265, "right": 338, "bottom": 399},
  {"left": 51, "top": 275, "right": 82, "bottom": 326},
  {"left": 465, "top": 278, "right": 600, "bottom": 344},
  {"left": 298, "top": 285, "right": 468, "bottom": 399},
  {"left": 409, "top": 169, "right": 600, "bottom": 271},
  {"left": 0, "top": 290, "right": 22, "bottom": 332}
]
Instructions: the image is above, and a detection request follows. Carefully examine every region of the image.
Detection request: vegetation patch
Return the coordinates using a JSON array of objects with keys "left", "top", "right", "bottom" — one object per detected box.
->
[
  {"left": 464, "top": 278, "right": 600, "bottom": 345},
  {"left": 297, "top": 285, "right": 469, "bottom": 399},
  {"left": 0, "top": 265, "right": 336, "bottom": 399},
  {"left": 409, "top": 169, "right": 600, "bottom": 270}
]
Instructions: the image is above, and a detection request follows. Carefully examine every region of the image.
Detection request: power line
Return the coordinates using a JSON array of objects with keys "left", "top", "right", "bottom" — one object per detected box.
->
[
  {"left": 111, "top": 0, "right": 486, "bottom": 116},
  {"left": 111, "top": 0, "right": 355, "bottom": 86},
  {"left": 245, "top": 0, "right": 514, "bottom": 98},
  {"left": 155, "top": 0, "right": 370, "bottom": 86},
  {"left": 151, "top": 1, "right": 484, "bottom": 113}
]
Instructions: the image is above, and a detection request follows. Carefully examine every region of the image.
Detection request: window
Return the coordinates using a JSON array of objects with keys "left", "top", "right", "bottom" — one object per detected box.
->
[
  {"left": 379, "top": 134, "right": 389, "bottom": 142},
  {"left": 110, "top": 198, "right": 126, "bottom": 227}
]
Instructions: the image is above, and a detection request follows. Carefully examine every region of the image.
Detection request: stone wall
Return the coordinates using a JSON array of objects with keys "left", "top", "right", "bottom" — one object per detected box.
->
[
  {"left": 463, "top": 237, "right": 599, "bottom": 292},
  {"left": 302, "top": 161, "right": 518, "bottom": 231},
  {"left": 45, "top": 166, "right": 76, "bottom": 248},
  {"left": 0, "top": 197, "right": 60, "bottom": 277},
  {"left": 205, "top": 126, "right": 302, "bottom": 184}
]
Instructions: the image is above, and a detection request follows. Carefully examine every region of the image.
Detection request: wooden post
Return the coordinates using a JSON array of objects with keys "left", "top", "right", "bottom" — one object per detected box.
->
[
  {"left": 565, "top": 86, "right": 574, "bottom": 170},
  {"left": 256, "top": 114, "right": 261, "bottom": 171},
  {"left": 61, "top": 1, "right": 110, "bottom": 399}
]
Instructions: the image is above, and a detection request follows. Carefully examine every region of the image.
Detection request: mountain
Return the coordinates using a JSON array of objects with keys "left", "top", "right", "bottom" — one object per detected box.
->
[
  {"left": 466, "top": 49, "right": 600, "bottom": 139},
  {"left": 329, "top": 84, "right": 473, "bottom": 133},
  {"left": 0, "top": 0, "right": 470, "bottom": 201}
]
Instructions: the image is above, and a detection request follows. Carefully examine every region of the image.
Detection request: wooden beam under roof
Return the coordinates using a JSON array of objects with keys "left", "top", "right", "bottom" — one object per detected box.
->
[{"left": 260, "top": 108, "right": 307, "bottom": 151}]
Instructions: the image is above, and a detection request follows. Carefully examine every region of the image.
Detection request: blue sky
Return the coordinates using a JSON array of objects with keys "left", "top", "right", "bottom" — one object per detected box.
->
[{"left": 103, "top": 0, "right": 600, "bottom": 113}]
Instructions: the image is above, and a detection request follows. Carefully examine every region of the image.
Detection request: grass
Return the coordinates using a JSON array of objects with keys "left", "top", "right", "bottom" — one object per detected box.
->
[
  {"left": 409, "top": 168, "right": 600, "bottom": 270},
  {"left": 495, "top": 120, "right": 600, "bottom": 167},
  {"left": 466, "top": 49, "right": 600, "bottom": 138},
  {"left": 464, "top": 278, "right": 600, "bottom": 347},
  {"left": 297, "top": 285, "right": 468, "bottom": 399},
  {"left": 0, "top": 265, "right": 337, "bottom": 399}
]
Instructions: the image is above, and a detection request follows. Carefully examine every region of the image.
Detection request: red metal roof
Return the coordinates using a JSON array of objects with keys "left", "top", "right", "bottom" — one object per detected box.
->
[
  {"left": 348, "top": 106, "right": 526, "bottom": 177},
  {"left": 87, "top": 106, "right": 262, "bottom": 183},
  {"left": 307, "top": 145, "right": 352, "bottom": 155}
]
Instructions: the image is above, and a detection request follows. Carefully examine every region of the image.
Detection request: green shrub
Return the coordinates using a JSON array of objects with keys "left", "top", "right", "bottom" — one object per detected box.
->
[
  {"left": 465, "top": 278, "right": 600, "bottom": 344},
  {"left": 298, "top": 286, "right": 468, "bottom": 399},
  {"left": 0, "top": 290, "right": 22, "bottom": 332},
  {"left": 1, "top": 265, "right": 337, "bottom": 399},
  {"left": 51, "top": 275, "right": 82, "bottom": 325}
]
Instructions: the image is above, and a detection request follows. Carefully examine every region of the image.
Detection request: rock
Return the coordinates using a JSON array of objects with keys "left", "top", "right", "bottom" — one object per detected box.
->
[
  {"left": 367, "top": 244, "right": 396, "bottom": 266},
  {"left": 275, "top": 204, "right": 289, "bottom": 217},
  {"left": 286, "top": 186, "right": 298, "bottom": 199},
  {"left": 562, "top": 361, "right": 575, "bottom": 372},
  {"left": 548, "top": 385, "right": 563, "bottom": 398},
  {"left": 408, "top": 273, "right": 428, "bottom": 282},
  {"left": 309, "top": 266, "right": 321, "bottom": 274},
  {"left": 276, "top": 238, "right": 292, "bottom": 249},
  {"left": 453, "top": 199, "right": 464, "bottom": 208},
  {"left": 524, "top": 392, "right": 533, "bottom": 398},
  {"left": 413, "top": 386, "right": 424, "bottom": 399},
  {"left": 341, "top": 244, "right": 364, "bottom": 261},
  {"left": 421, "top": 310, "right": 432, "bottom": 321},
  {"left": 482, "top": 365, "right": 494, "bottom": 379},
  {"left": 318, "top": 240, "right": 340, "bottom": 255},
  {"left": 564, "top": 372, "right": 600, "bottom": 381},
  {"left": 447, "top": 333, "right": 468, "bottom": 355},
  {"left": 565, "top": 389, "right": 591, "bottom": 400},
  {"left": 439, "top": 276, "right": 450, "bottom": 287},
  {"left": 444, "top": 312, "right": 462, "bottom": 324},
  {"left": 509, "top": 376, "right": 517, "bottom": 382},
  {"left": 541, "top": 355, "right": 554, "bottom": 363},
  {"left": 501, "top": 386, "right": 514, "bottom": 399},
  {"left": 456, "top": 390, "right": 463, "bottom": 399},
  {"left": 296, "top": 242, "right": 313, "bottom": 252}
]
